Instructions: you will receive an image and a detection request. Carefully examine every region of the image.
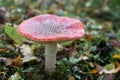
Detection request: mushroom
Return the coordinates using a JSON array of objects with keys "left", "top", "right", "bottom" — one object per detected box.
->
[{"left": 17, "top": 14, "right": 85, "bottom": 72}]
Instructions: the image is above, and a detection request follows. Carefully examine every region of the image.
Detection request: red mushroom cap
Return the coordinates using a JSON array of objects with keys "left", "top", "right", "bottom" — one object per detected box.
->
[{"left": 17, "top": 14, "right": 85, "bottom": 43}]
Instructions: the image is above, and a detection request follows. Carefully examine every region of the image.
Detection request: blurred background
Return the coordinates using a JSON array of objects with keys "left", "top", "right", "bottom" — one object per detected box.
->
[{"left": 0, "top": 0, "right": 120, "bottom": 36}]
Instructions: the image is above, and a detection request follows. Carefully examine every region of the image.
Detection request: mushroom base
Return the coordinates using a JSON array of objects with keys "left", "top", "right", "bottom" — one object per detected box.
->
[{"left": 45, "top": 43, "right": 57, "bottom": 72}]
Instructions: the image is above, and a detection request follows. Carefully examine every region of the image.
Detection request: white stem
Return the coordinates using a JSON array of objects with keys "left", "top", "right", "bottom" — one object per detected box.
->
[{"left": 45, "top": 43, "right": 57, "bottom": 72}]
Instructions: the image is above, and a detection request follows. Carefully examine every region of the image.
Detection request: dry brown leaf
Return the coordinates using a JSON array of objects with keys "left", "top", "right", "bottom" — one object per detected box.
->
[
  {"left": 0, "top": 71, "right": 3, "bottom": 75},
  {"left": 85, "top": 34, "right": 94, "bottom": 41},
  {"left": 114, "top": 62, "right": 120, "bottom": 73},
  {"left": 110, "top": 39, "right": 120, "bottom": 48},
  {"left": 4, "top": 55, "right": 22, "bottom": 66},
  {"left": 0, "top": 48, "right": 8, "bottom": 53},
  {"left": 13, "top": 55, "right": 22, "bottom": 66},
  {"left": 95, "top": 63, "right": 103, "bottom": 72},
  {"left": 6, "top": 58, "right": 13, "bottom": 66},
  {"left": 90, "top": 69, "right": 98, "bottom": 74}
]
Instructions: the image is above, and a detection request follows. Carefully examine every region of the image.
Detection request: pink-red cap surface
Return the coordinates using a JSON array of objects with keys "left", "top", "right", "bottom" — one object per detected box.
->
[{"left": 17, "top": 14, "right": 85, "bottom": 43}]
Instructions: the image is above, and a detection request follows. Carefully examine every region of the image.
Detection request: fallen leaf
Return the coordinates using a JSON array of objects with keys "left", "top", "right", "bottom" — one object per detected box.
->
[
  {"left": 5, "top": 58, "right": 13, "bottom": 66},
  {"left": 19, "top": 44, "right": 38, "bottom": 63},
  {"left": 13, "top": 55, "right": 22, "bottom": 66},
  {"left": 57, "top": 43, "right": 64, "bottom": 51},
  {"left": 110, "top": 39, "right": 120, "bottom": 48},
  {"left": 20, "top": 44, "right": 33, "bottom": 56},
  {"left": 0, "top": 71, "right": 3, "bottom": 75},
  {"left": 85, "top": 34, "right": 94, "bottom": 41},
  {"left": 89, "top": 62, "right": 94, "bottom": 68},
  {"left": 4, "top": 26, "right": 26, "bottom": 44},
  {"left": 113, "top": 54, "right": 120, "bottom": 59},
  {"left": 94, "top": 64, "right": 103, "bottom": 74},
  {"left": 30, "top": 45, "right": 35, "bottom": 54},
  {"left": 103, "top": 62, "right": 120, "bottom": 74},
  {"left": 22, "top": 55, "right": 38, "bottom": 63},
  {"left": 8, "top": 72, "right": 22, "bottom": 80},
  {"left": 79, "top": 47, "right": 91, "bottom": 61},
  {"left": 79, "top": 55, "right": 89, "bottom": 60},
  {"left": 4, "top": 55, "right": 22, "bottom": 66},
  {"left": 95, "top": 64, "right": 103, "bottom": 71},
  {"left": 0, "top": 48, "right": 8, "bottom": 53},
  {"left": 114, "top": 62, "right": 120, "bottom": 73},
  {"left": 90, "top": 69, "right": 98, "bottom": 74}
]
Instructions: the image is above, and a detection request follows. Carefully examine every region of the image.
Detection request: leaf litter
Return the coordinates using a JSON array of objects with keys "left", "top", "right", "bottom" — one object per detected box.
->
[{"left": 0, "top": 0, "right": 120, "bottom": 80}]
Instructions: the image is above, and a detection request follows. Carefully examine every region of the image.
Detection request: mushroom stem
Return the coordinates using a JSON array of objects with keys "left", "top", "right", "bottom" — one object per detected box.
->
[{"left": 45, "top": 43, "right": 57, "bottom": 72}]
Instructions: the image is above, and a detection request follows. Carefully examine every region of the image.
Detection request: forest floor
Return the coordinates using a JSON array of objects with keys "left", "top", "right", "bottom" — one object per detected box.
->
[{"left": 0, "top": 0, "right": 120, "bottom": 80}]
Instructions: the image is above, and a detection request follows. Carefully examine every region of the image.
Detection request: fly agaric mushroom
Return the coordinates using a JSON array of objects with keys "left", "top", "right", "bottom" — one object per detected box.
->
[{"left": 17, "top": 14, "right": 85, "bottom": 72}]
